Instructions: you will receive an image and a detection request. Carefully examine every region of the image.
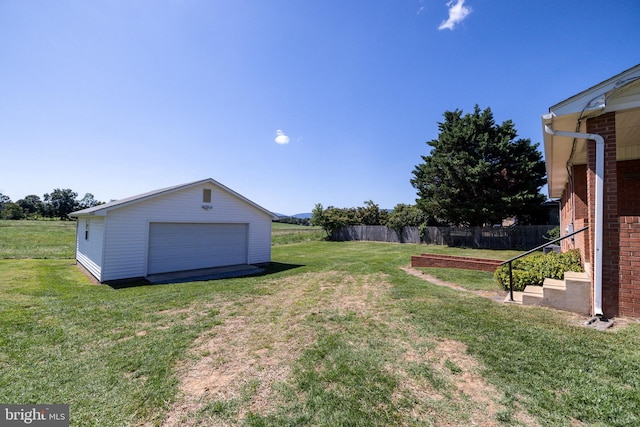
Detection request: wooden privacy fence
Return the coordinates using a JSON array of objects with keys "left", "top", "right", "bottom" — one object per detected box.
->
[{"left": 331, "top": 225, "right": 556, "bottom": 250}]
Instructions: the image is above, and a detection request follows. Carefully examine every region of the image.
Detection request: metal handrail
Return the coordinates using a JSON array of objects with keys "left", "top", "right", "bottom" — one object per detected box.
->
[{"left": 502, "top": 226, "right": 589, "bottom": 302}]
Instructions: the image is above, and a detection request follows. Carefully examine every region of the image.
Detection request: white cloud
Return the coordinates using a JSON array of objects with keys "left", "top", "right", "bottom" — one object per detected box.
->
[
  {"left": 274, "top": 129, "right": 290, "bottom": 145},
  {"left": 438, "top": 0, "right": 472, "bottom": 30}
]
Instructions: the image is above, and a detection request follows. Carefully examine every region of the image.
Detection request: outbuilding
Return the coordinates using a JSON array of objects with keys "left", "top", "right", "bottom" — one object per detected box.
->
[{"left": 69, "top": 178, "right": 278, "bottom": 283}]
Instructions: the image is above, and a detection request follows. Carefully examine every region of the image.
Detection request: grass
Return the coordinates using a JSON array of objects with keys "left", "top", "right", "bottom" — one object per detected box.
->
[
  {"left": 0, "top": 257, "right": 263, "bottom": 425},
  {"left": 0, "top": 220, "right": 75, "bottom": 258},
  {"left": 2, "top": 220, "right": 640, "bottom": 426},
  {"left": 395, "top": 283, "right": 640, "bottom": 426},
  {"left": 271, "top": 222, "right": 326, "bottom": 245},
  {"left": 416, "top": 267, "right": 499, "bottom": 292}
]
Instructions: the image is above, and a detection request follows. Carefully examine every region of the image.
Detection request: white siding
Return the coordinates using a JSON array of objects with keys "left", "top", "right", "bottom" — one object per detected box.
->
[
  {"left": 75, "top": 217, "right": 105, "bottom": 280},
  {"left": 100, "top": 183, "right": 272, "bottom": 281}
]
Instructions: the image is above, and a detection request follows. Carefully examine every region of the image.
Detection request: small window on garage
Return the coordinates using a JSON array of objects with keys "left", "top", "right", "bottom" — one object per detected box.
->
[
  {"left": 203, "top": 189, "right": 212, "bottom": 203},
  {"left": 85, "top": 220, "right": 90, "bottom": 240}
]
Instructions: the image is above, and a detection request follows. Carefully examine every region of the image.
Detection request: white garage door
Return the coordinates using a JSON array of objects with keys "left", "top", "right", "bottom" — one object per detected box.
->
[{"left": 147, "top": 223, "right": 248, "bottom": 275}]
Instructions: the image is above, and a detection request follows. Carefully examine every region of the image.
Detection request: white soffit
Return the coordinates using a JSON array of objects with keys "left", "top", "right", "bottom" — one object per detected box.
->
[
  {"left": 542, "top": 64, "right": 640, "bottom": 198},
  {"left": 550, "top": 65, "right": 640, "bottom": 117}
]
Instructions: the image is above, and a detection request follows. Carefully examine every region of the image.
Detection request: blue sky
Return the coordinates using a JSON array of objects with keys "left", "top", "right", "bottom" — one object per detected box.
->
[{"left": 1, "top": 1, "right": 639, "bottom": 215}]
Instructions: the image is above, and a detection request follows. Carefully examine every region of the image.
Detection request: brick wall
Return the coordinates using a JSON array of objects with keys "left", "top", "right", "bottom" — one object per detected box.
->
[
  {"left": 410, "top": 254, "right": 502, "bottom": 272},
  {"left": 618, "top": 159, "right": 640, "bottom": 216},
  {"left": 616, "top": 160, "right": 640, "bottom": 316},
  {"left": 619, "top": 216, "right": 640, "bottom": 315},
  {"left": 552, "top": 113, "right": 640, "bottom": 317},
  {"left": 575, "top": 164, "right": 591, "bottom": 267},
  {"left": 560, "top": 164, "right": 589, "bottom": 264}
]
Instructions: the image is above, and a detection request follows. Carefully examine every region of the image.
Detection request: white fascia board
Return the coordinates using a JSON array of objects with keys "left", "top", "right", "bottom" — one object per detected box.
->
[{"left": 550, "top": 64, "right": 640, "bottom": 117}]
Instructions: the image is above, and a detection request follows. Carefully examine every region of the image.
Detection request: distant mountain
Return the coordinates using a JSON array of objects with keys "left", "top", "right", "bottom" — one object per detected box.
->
[
  {"left": 292, "top": 213, "right": 312, "bottom": 219},
  {"left": 271, "top": 212, "right": 312, "bottom": 219}
]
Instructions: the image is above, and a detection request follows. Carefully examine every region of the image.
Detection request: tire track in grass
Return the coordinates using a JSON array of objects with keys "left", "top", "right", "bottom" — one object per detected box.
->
[{"left": 159, "top": 270, "right": 534, "bottom": 426}]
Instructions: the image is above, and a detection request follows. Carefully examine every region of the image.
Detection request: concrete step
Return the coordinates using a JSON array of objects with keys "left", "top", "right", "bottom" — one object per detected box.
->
[
  {"left": 542, "top": 278, "right": 566, "bottom": 308},
  {"left": 540, "top": 274, "right": 590, "bottom": 315},
  {"left": 522, "top": 285, "right": 543, "bottom": 306},
  {"left": 504, "top": 271, "right": 591, "bottom": 316},
  {"left": 562, "top": 271, "right": 591, "bottom": 315},
  {"left": 564, "top": 271, "right": 590, "bottom": 292},
  {"left": 543, "top": 278, "right": 566, "bottom": 289},
  {"left": 504, "top": 291, "right": 523, "bottom": 304}
]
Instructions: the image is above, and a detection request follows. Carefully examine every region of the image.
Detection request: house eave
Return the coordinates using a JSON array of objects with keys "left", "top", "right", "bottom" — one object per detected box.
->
[
  {"left": 542, "top": 113, "right": 586, "bottom": 199},
  {"left": 542, "top": 64, "right": 640, "bottom": 199},
  {"left": 549, "top": 64, "right": 640, "bottom": 117}
]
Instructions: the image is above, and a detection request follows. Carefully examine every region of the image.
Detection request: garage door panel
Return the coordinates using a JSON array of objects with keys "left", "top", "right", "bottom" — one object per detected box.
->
[{"left": 148, "top": 223, "right": 248, "bottom": 274}]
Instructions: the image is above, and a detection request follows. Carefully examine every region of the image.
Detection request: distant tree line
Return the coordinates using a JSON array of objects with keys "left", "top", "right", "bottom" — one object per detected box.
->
[
  {"left": 311, "top": 201, "right": 429, "bottom": 237},
  {"left": 0, "top": 189, "right": 103, "bottom": 220},
  {"left": 276, "top": 216, "right": 311, "bottom": 226}
]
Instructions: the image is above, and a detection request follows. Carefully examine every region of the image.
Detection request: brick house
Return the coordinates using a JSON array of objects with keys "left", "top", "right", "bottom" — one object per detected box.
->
[{"left": 542, "top": 64, "right": 640, "bottom": 317}]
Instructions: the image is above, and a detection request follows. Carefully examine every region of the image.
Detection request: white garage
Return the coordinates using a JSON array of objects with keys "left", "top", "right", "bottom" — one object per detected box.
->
[{"left": 69, "top": 178, "right": 277, "bottom": 283}]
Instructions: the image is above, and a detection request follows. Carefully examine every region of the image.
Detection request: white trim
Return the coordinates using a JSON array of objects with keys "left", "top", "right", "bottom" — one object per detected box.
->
[{"left": 549, "top": 64, "right": 640, "bottom": 117}]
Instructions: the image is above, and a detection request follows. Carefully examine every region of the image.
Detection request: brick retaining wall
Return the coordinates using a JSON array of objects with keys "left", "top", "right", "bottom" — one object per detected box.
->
[{"left": 410, "top": 254, "right": 502, "bottom": 272}]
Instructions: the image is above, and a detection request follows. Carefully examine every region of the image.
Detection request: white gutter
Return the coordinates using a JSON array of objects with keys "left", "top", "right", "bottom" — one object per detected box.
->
[{"left": 544, "top": 124, "right": 604, "bottom": 316}]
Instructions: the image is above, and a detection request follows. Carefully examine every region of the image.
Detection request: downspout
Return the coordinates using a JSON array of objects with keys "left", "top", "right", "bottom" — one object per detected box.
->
[{"left": 544, "top": 124, "right": 604, "bottom": 316}]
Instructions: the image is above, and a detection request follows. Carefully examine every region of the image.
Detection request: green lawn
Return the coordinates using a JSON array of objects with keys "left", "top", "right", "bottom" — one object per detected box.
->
[
  {"left": 271, "top": 222, "right": 326, "bottom": 245},
  {"left": 416, "top": 267, "right": 499, "bottom": 292},
  {"left": 1, "top": 220, "right": 639, "bottom": 426},
  {"left": 0, "top": 220, "right": 76, "bottom": 258}
]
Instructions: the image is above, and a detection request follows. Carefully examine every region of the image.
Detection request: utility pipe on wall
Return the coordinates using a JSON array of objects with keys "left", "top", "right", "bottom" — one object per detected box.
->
[{"left": 544, "top": 124, "right": 604, "bottom": 316}]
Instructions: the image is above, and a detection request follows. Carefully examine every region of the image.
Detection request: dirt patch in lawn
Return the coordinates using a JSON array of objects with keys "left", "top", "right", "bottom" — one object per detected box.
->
[
  {"left": 391, "top": 337, "right": 504, "bottom": 426},
  {"left": 161, "top": 271, "right": 390, "bottom": 426},
  {"left": 387, "top": 319, "right": 537, "bottom": 426},
  {"left": 159, "top": 270, "right": 533, "bottom": 426}
]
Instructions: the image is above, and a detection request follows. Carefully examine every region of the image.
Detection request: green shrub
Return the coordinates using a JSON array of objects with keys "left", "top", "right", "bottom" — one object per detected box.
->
[
  {"left": 494, "top": 249, "right": 584, "bottom": 292},
  {"left": 543, "top": 225, "right": 560, "bottom": 241}
]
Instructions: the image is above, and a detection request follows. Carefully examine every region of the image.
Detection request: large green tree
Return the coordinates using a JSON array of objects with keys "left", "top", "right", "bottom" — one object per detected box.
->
[
  {"left": 43, "top": 189, "right": 79, "bottom": 220},
  {"left": 78, "top": 193, "right": 103, "bottom": 210},
  {"left": 17, "top": 195, "right": 43, "bottom": 217},
  {"left": 411, "top": 106, "right": 547, "bottom": 227}
]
